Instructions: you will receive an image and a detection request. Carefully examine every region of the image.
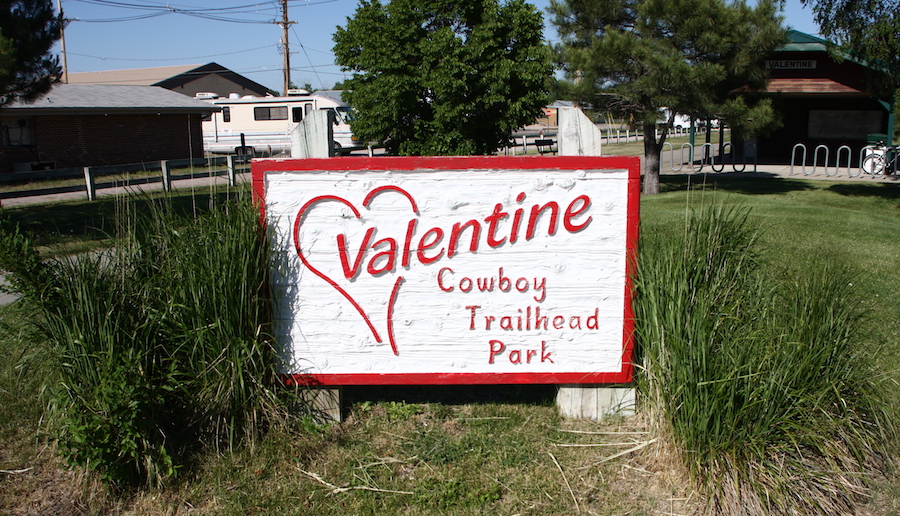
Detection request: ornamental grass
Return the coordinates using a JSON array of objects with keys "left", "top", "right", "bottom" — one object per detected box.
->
[
  {"left": 0, "top": 194, "right": 284, "bottom": 488},
  {"left": 633, "top": 203, "right": 898, "bottom": 515}
]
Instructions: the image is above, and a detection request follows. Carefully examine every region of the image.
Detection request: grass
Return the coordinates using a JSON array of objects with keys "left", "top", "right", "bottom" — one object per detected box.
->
[
  {"left": 3, "top": 187, "right": 246, "bottom": 256},
  {"left": 0, "top": 174, "right": 898, "bottom": 514},
  {"left": 635, "top": 200, "right": 897, "bottom": 514}
]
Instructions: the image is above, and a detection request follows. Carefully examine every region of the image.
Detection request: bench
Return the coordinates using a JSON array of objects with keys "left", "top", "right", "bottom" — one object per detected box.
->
[{"left": 534, "top": 138, "right": 557, "bottom": 155}]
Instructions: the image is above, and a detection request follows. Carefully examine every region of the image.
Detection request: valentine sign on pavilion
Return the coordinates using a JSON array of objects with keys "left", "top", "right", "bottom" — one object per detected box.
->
[{"left": 252, "top": 156, "right": 640, "bottom": 385}]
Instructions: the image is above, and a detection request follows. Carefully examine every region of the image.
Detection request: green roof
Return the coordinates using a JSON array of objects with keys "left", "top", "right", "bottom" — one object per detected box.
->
[{"left": 782, "top": 30, "right": 828, "bottom": 52}]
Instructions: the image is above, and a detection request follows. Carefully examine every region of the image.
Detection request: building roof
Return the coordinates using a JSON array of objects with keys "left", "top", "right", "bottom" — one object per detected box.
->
[
  {"left": 763, "top": 78, "right": 865, "bottom": 94},
  {"left": 782, "top": 30, "right": 830, "bottom": 52},
  {"left": 67, "top": 64, "right": 202, "bottom": 86},
  {"left": 1, "top": 84, "right": 220, "bottom": 115},
  {"left": 67, "top": 62, "right": 270, "bottom": 96}
]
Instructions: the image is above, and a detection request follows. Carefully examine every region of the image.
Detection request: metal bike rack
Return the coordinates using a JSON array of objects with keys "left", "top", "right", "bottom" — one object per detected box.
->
[
  {"left": 811, "top": 145, "right": 829, "bottom": 176},
  {"left": 711, "top": 142, "right": 726, "bottom": 172},
  {"left": 738, "top": 142, "right": 757, "bottom": 173},
  {"left": 851, "top": 146, "right": 873, "bottom": 177},
  {"left": 695, "top": 143, "right": 715, "bottom": 172},
  {"left": 790, "top": 143, "right": 808, "bottom": 176},
  {"left": 662, "top": 142, "right": 679, "bottom": 172},
  {"left": 832, "top": 145, "right": 852, "bottom": 177}
]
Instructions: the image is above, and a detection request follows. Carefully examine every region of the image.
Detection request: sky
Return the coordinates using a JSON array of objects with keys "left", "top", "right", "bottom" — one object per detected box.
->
[{"left": 54, "top": 0, "right": 822, "bottom": 95}]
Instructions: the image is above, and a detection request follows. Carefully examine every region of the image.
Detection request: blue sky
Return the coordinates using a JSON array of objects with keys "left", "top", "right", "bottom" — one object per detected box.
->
[{"left": 55, "top": 0, "right": 821, "bottom": 94}]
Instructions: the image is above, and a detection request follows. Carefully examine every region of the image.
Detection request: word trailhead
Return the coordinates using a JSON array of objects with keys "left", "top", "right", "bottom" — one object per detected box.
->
[{"left": 253, "top": 156, "right": 639, "bottom": 386}]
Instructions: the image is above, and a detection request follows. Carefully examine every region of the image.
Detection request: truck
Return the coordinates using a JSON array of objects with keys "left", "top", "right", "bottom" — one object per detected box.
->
[{"left": 199, "top": 90, "right": 362, "bottom": 155}]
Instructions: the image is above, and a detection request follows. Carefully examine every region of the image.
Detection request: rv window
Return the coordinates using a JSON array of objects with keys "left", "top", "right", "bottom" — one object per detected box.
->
[
  {"left": 254, "top": 106, "right": 288, "bottom": 121},
  {"left": 292, "top": 107, "right": 303, "bottom": 123},
  {"left": 201, "top": 112, "right": 212, "bottom": 122},
  {"left": 222, "top": 107, "right": 231, "bottom": 123}
]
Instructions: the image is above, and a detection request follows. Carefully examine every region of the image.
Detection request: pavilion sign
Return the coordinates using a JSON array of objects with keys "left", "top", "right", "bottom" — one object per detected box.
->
[{"left": 252, "top": 156, "right": 640, "bottom": 385}]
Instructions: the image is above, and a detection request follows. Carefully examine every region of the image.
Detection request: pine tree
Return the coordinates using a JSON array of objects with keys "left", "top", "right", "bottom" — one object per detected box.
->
[
  {"left": 0, "top": 0, "right": 62, "bottom": 106},
  {"left": 333, "top": 0, "right": 552, "bottom": 156},
  {"left": 550, "top": 0, "right": 786, "bottom": 194}
]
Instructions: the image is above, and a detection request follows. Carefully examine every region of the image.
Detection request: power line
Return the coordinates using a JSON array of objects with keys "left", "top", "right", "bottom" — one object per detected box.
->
[
  {"left": 67, "top": 44, "right": 277, "bottom": 61},
  {"left": 290, "top": 25, "right": 325, "bottom": 89}
]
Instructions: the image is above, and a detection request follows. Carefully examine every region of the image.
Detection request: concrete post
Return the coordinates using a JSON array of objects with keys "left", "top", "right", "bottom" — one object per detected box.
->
[
  {"left": 558, "top": 107, "right": 604, "bottom": 157},
  {"left": 290, "top": 110, "right": 335, "bottom": 158}
]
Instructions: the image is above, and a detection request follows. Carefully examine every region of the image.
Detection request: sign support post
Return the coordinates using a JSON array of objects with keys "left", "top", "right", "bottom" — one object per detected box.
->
[{"left": 556, "top": 106, "right": 636, "bottom": 419}]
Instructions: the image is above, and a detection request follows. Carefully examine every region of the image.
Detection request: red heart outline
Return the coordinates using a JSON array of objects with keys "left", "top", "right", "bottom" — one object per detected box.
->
[{"left": 292, "top": 186, "right": 419, "bottom": 356}]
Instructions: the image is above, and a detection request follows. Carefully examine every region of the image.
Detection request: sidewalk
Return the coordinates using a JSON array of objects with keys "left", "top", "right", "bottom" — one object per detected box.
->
[{"left": 663, "top": 162, "right": 900, "bottom": 184}]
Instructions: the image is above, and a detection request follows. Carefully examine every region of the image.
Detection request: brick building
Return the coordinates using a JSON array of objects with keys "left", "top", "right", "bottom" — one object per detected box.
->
[{"left": 0, "top": 84, "right": 218, "bottom": 174}]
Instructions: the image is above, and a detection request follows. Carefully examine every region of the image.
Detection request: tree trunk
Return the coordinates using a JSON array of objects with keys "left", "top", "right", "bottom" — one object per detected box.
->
[{"left": 642, "top": 121, "right": 661, "bottom": 195}]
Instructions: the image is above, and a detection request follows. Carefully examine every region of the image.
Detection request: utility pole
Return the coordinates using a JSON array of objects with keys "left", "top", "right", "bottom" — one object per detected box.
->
[
  {"left": 278, "top": 0, "right": 295, "bottom": 95},
  {"left": 57, "top": 0, "right": 68, "bottom": 83}
]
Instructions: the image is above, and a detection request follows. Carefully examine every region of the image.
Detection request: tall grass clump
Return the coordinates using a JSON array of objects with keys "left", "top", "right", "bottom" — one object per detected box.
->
[
  {"left": 0, "top": 195, "right": 282, "bottom": 488},
  {"left": 634, "top": 204, "right": 898, "bottom": 515}
]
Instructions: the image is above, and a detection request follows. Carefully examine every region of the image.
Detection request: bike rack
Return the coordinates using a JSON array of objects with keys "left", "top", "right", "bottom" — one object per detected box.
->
[
  {"left": 691, "top": 143, "right": 715, "bottom": 172},
  {"left": 711, "top": 142, "right": 726, "bottom": 173},
  {"left": 790, "top": 143, "right": 808, "bottom": 176},
  {"left": 832, "top": 145, "right": 852, "bottom": 177},
  {"left": 662, "top": 142, "right": 685, "bottom": 172},
  {"left": 739, "top": 142, "right": 758, "bottom": 173},
  {"left": 811, "top": 145, "right": 829, "bottom": 176},
  {"left": 851, "top": 146, "right": 873, "bottom": 177}
]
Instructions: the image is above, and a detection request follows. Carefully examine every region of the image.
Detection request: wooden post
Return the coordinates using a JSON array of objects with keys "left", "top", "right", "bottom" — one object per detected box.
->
[
  {"left": 161, "top": 160, "right": 172, "bottom": 192},
  {"left": 304, "top": 387, "right": 343, "bottom": 423},
  {"left": 227, "top": 155, "right": 237, "bottom": 186},
  {"left": 83, "top": 166, "right": 95, "bottom": 200},
  {"left": 557, "top": 384, "right": 636, "bottom": 420}
]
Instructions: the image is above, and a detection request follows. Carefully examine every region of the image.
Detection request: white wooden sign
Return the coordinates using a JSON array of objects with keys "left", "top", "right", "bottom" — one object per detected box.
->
[{"left": 253, "top": 156, "right": 640, "bottom": 385}]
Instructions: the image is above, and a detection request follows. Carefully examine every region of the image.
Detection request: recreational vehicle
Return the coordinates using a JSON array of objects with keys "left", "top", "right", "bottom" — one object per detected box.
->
[{"left": 199, "top": 90, "right": 362, "bottom": 155}]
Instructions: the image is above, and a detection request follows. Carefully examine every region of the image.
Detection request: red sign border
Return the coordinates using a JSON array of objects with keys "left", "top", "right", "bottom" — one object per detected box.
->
[{"left": 252, "top": 155, "right": 640, "bottom": 386}]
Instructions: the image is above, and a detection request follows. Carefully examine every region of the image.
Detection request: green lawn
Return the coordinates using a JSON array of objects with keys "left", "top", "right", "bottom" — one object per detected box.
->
[{"left": 0, "top": 175, "right": 898, "bottom": 514}]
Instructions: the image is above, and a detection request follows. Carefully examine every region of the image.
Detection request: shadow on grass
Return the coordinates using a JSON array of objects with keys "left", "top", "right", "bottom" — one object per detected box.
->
[
  {"left": 659, "top": 173, "right": 817, "bottom": 195},
  {"left": 3, "top": 190, "right": 242, "bottom": 250},
  {"left": 343, "top": 384, "right": 558, "bottom": 407},
  {"left": 828, "top": 182, "right": 900, "bottom": 200}
]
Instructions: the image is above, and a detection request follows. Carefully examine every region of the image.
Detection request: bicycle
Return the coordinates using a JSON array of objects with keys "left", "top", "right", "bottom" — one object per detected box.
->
[{"left": 861, "top": 140, "right": 899, "bottom": 176}]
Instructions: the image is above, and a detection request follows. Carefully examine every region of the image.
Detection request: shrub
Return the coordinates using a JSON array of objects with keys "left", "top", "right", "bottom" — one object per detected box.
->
[
  {"left": 634, "top": 204, "right": 898, "bottom": 515},
  {"left": 0, "top": 195, "right": 281, "bottom": 488}
]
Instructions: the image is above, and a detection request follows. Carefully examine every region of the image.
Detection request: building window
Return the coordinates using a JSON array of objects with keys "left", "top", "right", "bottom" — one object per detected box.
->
[
  {"left": 222, "top": 106, "right": 231, "bottom": 123},
  {"left": 254, "top": 106, "right": 288, "bottom": 121}
]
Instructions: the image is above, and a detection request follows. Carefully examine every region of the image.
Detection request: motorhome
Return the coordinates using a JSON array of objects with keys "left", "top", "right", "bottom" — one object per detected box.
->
[{"left": 199, "top": 90, "right": 362, "bottom": 155}]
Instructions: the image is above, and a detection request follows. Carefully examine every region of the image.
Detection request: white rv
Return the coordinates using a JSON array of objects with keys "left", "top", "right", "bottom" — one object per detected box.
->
[{"left": 200, "top": 90, "right": 362, "bottom": 155}]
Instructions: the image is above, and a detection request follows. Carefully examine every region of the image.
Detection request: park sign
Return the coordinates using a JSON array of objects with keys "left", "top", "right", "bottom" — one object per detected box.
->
[{"left": 252, "top": 156, "right": 640, "bottom": 386}]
